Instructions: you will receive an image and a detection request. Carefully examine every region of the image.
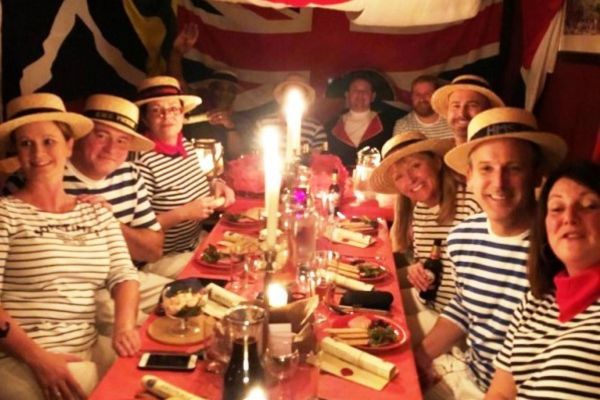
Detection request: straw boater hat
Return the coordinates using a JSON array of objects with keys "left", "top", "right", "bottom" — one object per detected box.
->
[
  {"left": 135, "top": 76, "right": 202, "bottom": 113},
  {"left": 83, "top": 94, "right": 154, "bottom": 152},
  {"left": 189, "top": 70, "right": 242, "bottom": 92},
  {"left": 273, "top": 73, "right": 316, "bottom": 105},
  {"left": 0, "top": 93, "right": 93, "bottom": 174},
  {"left": 369, "top": 131, "right": 455, "bottom": 194},
  {"left": 431, "top": 74, "right": 504, "bottom": 118},
  {"left": 444, "top": 107, "right": 568, "bottom": 176}
]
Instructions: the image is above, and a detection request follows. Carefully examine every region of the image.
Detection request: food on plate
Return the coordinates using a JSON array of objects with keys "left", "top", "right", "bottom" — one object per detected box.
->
[
  {"left": 339, "top": 216, "right": 378, "bottom": 233},
  {"left": 325, "top": 316, "right": 399, "bottom": 347},
  {"left": 199, "top": 244, "right": 241, "bottom": 265},
  {"left": 222, "top": 207, "right": 263, "bottom": 224},
  {"left": 328, "top": 259, "right": 386, "bottom": 280},
  {"left": 218, "top": 232, "right": 260, "bottom": 255}
]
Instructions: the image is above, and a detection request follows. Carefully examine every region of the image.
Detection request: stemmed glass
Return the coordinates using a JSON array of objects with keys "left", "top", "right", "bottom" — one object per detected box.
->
[
  {"left": 310, "top": 250, "right": 340, "bottom": 324},
  {"left": 264, "top": 335, "right": 300, "bottom": 400},
  {"left": 161, "top": 279, "right": 206, "bottom": 336}
]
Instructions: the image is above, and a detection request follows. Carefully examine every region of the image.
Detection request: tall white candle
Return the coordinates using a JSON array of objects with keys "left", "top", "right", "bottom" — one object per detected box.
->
[
  {"left": 283, "top": 87, "right": 306, "bottom": 163},
  {"left": 261, "top": 127, "right": 282, "bottom": 249}
]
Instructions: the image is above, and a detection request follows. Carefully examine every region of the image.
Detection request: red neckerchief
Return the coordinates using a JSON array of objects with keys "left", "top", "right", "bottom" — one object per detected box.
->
[
  {"left": 554, "top": 264, "right": 600, "bottom": 322},
  {"left": 148, "top": 132, "right": 188, "bottom": 157},
  {"left": 331, "top": 112, "right": 383, "bottom": 147}
]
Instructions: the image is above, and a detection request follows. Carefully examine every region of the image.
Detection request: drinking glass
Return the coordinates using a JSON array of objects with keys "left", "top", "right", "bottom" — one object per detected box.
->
[
  {"left": 310, "top": 250, "right": 340, "bottom": 324},
  {"left": 264, "top": 334, "right": 300, "bottom": 400},
  {"left": 204, "top": 320, "right": 230, "bottom": 374}
]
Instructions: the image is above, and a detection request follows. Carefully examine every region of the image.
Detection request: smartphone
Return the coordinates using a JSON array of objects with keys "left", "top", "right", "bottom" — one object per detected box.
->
[{"left": 138, "top": 352, "right": 198, "bottom": 371}]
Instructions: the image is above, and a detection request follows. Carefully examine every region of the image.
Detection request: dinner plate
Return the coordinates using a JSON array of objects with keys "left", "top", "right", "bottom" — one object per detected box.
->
[
  {"left": 329, "top": 314, "right": 408, "bottom": 352},
  {"left": 194, "top": 255, "right": 242, "bottom": 270},
  {"left": 221, "top": 214, "right": 264, "bottom": 229},
  {"left": 338, "top": 258, "right": 390, "bottom": 283}
]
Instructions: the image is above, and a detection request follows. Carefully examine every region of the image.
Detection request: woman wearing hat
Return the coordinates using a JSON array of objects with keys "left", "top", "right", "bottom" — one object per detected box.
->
[
  {"left": 370, "top": 131, "right": 480, "bottom": 343},
  {"left": 0, "top": 93, "right": 140, "bottom": 399},
  {"left": 134, "top": 76, "right": 235, "bottom": 278},
  {"left": 486, "top": 161, "right": 600, "bottom": 399}
]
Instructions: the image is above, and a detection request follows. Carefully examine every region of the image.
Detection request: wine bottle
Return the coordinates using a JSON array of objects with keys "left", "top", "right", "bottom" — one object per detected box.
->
[
  {"left": 419, "top": 239, "right": 443, "bottom": 302},
  {"left": 222, "top": 336, "right": 265, "bottom": 400},
  {"left": 328, "top": 169, "right": 341, "bottom": 216}
]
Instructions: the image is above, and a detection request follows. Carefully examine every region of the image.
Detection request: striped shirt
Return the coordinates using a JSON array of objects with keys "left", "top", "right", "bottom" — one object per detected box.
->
[
  {"left": 0, "top": 197, "right": 138, "bottom": 357},
  {"left": 63, "top": 161, "right": 161, "bottom": 231},
  {"left": 443, "top": 214, "right": 530, "bottom": 391},
  {"left": 253, "top": 112, "right": 327, "bottom": 154},
  {"left": 134, "top": 138, "right": 212, "bottom": 254},
  {"left": 412, "top": 187, "right": 480, "bottom": 312},
  {"left": 495, "top": 292, "right": 600, "bottom": 399},
  {"left": 393, "top": 111, "right": 453, "bottom": 139}
]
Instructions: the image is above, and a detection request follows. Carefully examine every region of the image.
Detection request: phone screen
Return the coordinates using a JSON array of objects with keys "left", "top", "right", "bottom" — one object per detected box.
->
[{"left": 139, "top": 353, "right": 197, "bottom": 370}]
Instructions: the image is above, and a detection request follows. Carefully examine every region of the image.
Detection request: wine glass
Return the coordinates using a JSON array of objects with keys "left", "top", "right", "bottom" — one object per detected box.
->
[
  {"left": 161, "top": 279, "right": 206, "bottom": 336},
  {"left": 204, "top": 320, "right": 231, "bottom": 374},
  {"left": 310, "top": 250, "right": 340, "bottom": 324},
  {"left": 264, "top": 340, "right": 300, "bottom": 400}
]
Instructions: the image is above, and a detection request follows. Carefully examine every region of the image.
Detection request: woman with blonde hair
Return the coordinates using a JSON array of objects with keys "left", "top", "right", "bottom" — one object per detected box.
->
[
  {"left": 0, "top": 93, "right": 140, "bottom": 399},
  {"left": 370, "top": 131, "right": 480, "bottom": 343}
]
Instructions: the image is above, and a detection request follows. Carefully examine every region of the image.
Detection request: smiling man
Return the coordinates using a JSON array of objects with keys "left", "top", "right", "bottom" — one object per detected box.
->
[
  {"left": 431, "top": 75, "right": 504, "bottom": 145},
  {"left": 412, "top": 107, "right": 567, "bottom": 399}
]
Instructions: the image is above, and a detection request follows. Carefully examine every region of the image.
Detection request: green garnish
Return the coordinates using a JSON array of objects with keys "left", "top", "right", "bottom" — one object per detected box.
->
[
  {"left": 201, "top": 244, "right": 223, "bottom": 263},
  {"left": 368, "top": 320, "right": 398, "bottom": 346}
]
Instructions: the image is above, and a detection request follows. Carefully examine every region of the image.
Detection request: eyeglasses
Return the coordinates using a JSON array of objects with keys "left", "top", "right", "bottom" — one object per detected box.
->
[{"left": 148, "top": 106, "right": 183, "bottom": 118}]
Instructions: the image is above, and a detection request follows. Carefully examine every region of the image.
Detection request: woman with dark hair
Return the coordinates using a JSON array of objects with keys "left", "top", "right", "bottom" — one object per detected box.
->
[
  {"left": 370, "top": 131, "right": 480, "bottom": 343},
  {"left": 486, "top": 160, "right": 600, "bottom": 400}
]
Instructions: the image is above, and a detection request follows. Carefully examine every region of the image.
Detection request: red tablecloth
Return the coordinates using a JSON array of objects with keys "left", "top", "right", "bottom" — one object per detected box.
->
[{"left": 90, "top": 198, "right": 419, "bottom": 400}]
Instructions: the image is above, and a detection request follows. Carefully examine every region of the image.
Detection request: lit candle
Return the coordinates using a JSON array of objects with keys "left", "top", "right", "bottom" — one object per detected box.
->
[
  {"left": 244, "top": 387, "right": 267, "bottom": 400},
  {"left": 283, "top": 87, "right": 306, "bottom": 163},
  {"left": 261, "top": 127, "right": 282, "bottom": 249},
  {"left": 266, "top": 283, "right": 288, "bottom": 308}
]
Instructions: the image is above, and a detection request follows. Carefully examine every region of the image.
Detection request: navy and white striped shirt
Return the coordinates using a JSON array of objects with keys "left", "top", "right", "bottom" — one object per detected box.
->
[
  {"left": 495, "top": 292, "right": 600, "bottom": 399},
  {"left": 0, "top": 198, "right": 137, "bottom": 357},
  {"left": 134, "top": 139, "right": 212, "bottom": 254},
  {"left": 412, "top": 187, "right": 481, "bottom": 312},
  {"left": 443, "top": 213, "right": 530, "bottom": 391}
]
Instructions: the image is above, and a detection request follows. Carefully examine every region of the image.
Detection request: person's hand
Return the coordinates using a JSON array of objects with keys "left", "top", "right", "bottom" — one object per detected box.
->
[
  {"left": 173, "top": 23, "right": 199, "bottom": 55},
  {"left": 406, "top": 261, "right": 433, "bottom": 292},
  {"left": 113, "top": 327, "right": 141, "bottom": 357},
  {"left": 29, "top": 349, "right": 86, "bottom": 400},
  {"left": 183, "top": 196, "right": 217, "bottom": 221},
  {"left": 212, "top": 180, "right": 235, "bottom": 208},
  {"left": 207, "top": 110, "right": 235, "bottom": 129},
  {"left": 77, "top": 194, "right": 112, "bottom": 212}
]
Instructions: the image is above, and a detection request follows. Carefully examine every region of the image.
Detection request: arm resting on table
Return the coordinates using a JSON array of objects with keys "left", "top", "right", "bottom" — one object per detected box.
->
[{"left": 111, "top": 280, "right": 141, "bottom": 357}]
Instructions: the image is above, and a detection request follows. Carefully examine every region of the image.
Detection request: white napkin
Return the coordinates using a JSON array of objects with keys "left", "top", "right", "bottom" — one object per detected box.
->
[
  {"left": 202, "top": 283, "right": 245, "bottom": 319},
  {"left": 326, "top": 227, "right": 374, "bottom": 248},
  {"left": 321, "top": 270, "right": 374, "bottom": 291},
  {"left": 319, "top": 337, "right": 396, "bottom": 390}
]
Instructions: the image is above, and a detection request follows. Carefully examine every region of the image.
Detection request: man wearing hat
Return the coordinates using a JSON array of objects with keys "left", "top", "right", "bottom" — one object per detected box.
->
[
  {"left": 393, "top": 75, "right": 453, "bottom": 140},
  {"left": 431, "top": 74, "right": 504, "bottom": 145},
  {"left": 168, "top": 24, "right": 248, "bottom": 159},
  {"left": 326, "top": 71, "right": 405, "bottom": 167},
  {"left": 413, "top": 107, "right": 567, "bottom": 398},
  {"left": 3, "top": 94, "right": 171, "bottom": 333},
  {"left": 252, "top": 73, "right": 327, "bottom": 154}
]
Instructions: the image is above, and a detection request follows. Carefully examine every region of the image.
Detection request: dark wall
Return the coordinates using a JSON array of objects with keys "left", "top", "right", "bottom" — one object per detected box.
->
[{"left": 534, "top": 52, "right": 600, "bottom": 161}]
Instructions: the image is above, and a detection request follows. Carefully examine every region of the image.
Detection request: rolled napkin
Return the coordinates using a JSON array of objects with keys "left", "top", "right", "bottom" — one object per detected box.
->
[
  {"left": 202, "top": 283, "right": 245, "bottom": 319},
  {"left": 325, "top": 227, "right": 374, "bottom": 248},
  {"left": 319, "top": 337, "right": 397, "bottom": 390},
  {"left": 340, "top": 290, "right": 394, "bottom": 311},
  {"left": 321, "top": 270, "right": 374, "bottom": 291}
]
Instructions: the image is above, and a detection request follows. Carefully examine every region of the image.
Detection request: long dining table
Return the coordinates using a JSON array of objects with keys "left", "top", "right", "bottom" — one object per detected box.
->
[{"left": 90, "top": 197, "right": 421, "bottom": 400}]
